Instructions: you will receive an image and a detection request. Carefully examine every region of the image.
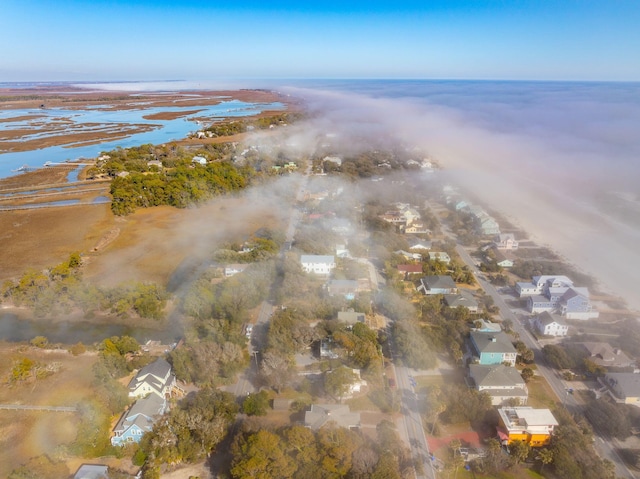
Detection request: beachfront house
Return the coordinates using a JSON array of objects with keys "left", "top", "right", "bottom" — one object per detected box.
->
[
  {"left": 517, "top": 275, "right": 598, "bottom": 319},
  {"left": 493, "top": 233, "right": 519, "bottom": 250},
  {"left": 604, "top": 373, "right": 640, "bottom": 406},
  {"left": 532, "top": 312, "right": 569, "bottom": 337},
  {"left": 582, "top": 343, "right": 634, "bottom": 370}
]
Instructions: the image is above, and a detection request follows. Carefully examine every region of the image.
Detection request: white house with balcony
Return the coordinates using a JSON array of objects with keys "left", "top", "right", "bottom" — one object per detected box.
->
[
  {"left": 300, "top": 255, "right": 336, "bottom": 276},
  {"left": 532, "top": 312, "right": 568, "bottom": 337}
]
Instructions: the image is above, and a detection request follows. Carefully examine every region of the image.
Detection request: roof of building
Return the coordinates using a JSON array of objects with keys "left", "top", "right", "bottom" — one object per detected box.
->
[
  {"left": 74, "top": 465, "right": 110, "bottom": 479},
  {"left": 421, "top": 275, "right": 457, "bottom": 290},
  {"left": 498, "top": 407, "right": 558, "bottom": 429},
  {"left": 469, "top": 364, "right": 525, "bottom": 388},
  {"left": 536, "top": 311, "right": 566, "bottom": 327},
  {"left": 300, "top": 254, "right": 335, "bottom": 264},
  {"left": 337, "top": 310, "right": 366, "bottom": 324},
  {"left": 114, "top": 394, "right": 165, "bottom": 434},
  {"left": 473, "top": 319, "right": 502, "bottom": 333},
  {"left": 398, "top": 264, "right": 423, "bottom": 274},
  {"left": 532, "top": 275, "right": 574, "bottom": 288},
  {"left": 560, "top": 287, "right": 590, "bottom": 302},
  {"left": 304, "top": 404, "right": 361, "bottom": 431},
  {"left": 470, "top": 331, "right": 517, "bottom": 354},
  {"left": 583, "top": 343, "right": 633, "bottom": 367},
  {"left": 128, "top": 358, "right": 174, "bottom": 397},
  {"left": 606, "top": 373, "right": 640, "bottom": 397},
  {"left": 139, "top": 357, "right": 171, "bottom": 379},
  {"left": 444, "top": 290, "right": 478, "bottom": 309}
]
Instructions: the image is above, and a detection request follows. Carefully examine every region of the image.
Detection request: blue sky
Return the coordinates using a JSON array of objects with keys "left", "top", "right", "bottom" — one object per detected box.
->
[{"left": 2, "top": 0, "right": 639, "bottom": 81}]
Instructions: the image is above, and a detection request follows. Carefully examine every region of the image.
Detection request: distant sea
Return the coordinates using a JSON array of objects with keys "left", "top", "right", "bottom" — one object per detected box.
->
[
  {"left": 2, "top": 79, "right": 640, "bottom": 311},
  {"left": 284, "top": 79, "right": 640, "bottom": 311}
]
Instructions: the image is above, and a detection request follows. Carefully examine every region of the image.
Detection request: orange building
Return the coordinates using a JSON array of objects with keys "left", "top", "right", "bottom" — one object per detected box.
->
[{"left": 496, "top": 407, "right": 558, "bottom": 447}]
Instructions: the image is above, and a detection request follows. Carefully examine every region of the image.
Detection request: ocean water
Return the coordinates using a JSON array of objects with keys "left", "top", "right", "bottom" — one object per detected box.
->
[
  {"left": 278, "top": 79, "right": 640, "bottom": 310},
  {"left": 2, "top": 79, "right": 639, "bottom": 311}
]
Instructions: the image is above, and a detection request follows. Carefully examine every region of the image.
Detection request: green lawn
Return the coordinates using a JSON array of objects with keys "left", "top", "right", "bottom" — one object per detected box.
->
[{"left": 526, "top": 377, "right": 559, "bottom": 409}]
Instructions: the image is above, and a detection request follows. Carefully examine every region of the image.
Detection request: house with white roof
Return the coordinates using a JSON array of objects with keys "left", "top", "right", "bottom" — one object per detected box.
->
[
  {"left": 300, "top": 255, "right": 335, "bottom": 275},
  {"left": 224, "top": 263, "right": 250, "bottom": 277},
  {"left": 517, "top": 275, "right": 598, "bottom": 319},
  {"left": 469, "top": 364, "right": 528, "bottom": 405},
  {"left": 428, "top": 252, "right": 451, "bottom": 264},
  {"left": 496, "top": 407, "right": 558, "bottom": 447},
  {"left": 531, "top": 312, "right": 568, "bottom": 336},
  {"left": 516, "top": 275, "right": 574, "bottom": 297}
]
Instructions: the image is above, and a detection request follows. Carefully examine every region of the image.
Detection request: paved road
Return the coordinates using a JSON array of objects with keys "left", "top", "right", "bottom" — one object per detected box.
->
[
  {"left": 395, "top": 364, "right": 437, "bottom": 479},
  {"left": 453, "top": 242, "right": 637, "bottom": 479}
]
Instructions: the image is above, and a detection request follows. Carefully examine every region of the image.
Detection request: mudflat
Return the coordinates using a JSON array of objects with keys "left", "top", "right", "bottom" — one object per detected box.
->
[
  {"left": 0, "top": 86, "right": 291, "bottom": 286},
  {"left": 0, "top": 86, "right": 289, "bottom": 153}
]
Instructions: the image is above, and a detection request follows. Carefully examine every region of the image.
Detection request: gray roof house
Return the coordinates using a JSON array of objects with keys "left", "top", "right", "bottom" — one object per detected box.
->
[
  {"left": 304, "top": 404, "right": 361, "bottom": 431},
  {"left": 604, "top": 373, "right": 640, "bottom": 406},
  {"left": 111, "top": 394, "right": 166, "bottom": 446},
  {"left": 327, "top": 279, "right": 359, "bottom": 299},
  {"left": 444, "top": 290, "right": 479, "bottom": 313},
  {"left": 469, "top": 364, "right": 528, "bottom": 405},
  {"left": 74, "top": 465, "right": 110, "bottom": 479},
  {"left": 417, "top": 275, "right": 458, "bottom": 295},
  {"left": 128, "top": 358, "right": 175, "bottom": 399},
  {"left": 582, "top": 342, "right": 634, "bottom": 369},
  {"left": 469, "top": 331, "right": 518, "bottom": 366}
]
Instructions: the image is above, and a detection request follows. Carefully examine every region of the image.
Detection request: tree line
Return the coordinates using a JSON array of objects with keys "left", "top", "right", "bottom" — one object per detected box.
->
[{"left": 0, "top": 253, "right": 167, "bottom": 320}]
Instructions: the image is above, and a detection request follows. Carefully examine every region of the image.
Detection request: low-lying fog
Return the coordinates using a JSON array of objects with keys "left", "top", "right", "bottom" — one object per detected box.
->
[{"left": 279, "top": 80, "right": 640, "bottom": 311}]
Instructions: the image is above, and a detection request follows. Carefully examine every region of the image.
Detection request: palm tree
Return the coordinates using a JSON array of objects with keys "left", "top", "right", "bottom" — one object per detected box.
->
[{"left": 536, "top": 447, "right": 554, "bottom": 473}]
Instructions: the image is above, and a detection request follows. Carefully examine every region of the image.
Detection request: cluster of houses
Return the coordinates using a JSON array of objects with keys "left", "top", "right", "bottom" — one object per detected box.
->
[
  {"left": 379, "top": 202, "right": 431, "bottom": 235},
  {"left": 111, "top": 358, "right": 177, "bottom": 446},
  {"left": 448, "top": 195, "right": 501, "bottom": 236},
  {"left": 516, "top": 275, "right": 599, "bottom": 320},
  {"left": 416, "top": 275, "right": 480, "bottom": 313}
]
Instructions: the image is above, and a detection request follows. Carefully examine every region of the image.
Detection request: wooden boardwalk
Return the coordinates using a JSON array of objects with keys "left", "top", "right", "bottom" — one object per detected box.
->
[{"left": 0, "top": 404, "right": 77, "bottom": 412}]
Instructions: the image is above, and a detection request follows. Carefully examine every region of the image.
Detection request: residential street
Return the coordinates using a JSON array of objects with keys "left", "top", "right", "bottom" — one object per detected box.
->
[{"left": 453, "top": 242, "right": 637, "bottom": 479}]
